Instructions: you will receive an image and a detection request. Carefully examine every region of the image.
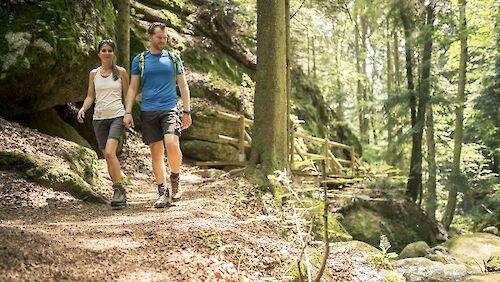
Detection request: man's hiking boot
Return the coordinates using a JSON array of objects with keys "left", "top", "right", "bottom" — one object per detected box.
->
[
  {"left": 154, "top": 184, "right": 171, "bottom": 208},
  {"left": 170, "top": 175, "right": 182, "bottom": 202},
  {"left": 111, "top": 184, "right": 127, "bottom": 207}
]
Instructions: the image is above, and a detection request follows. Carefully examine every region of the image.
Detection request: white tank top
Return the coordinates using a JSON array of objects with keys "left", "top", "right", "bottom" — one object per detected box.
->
[{"left": 93, "top": 67, "right": 125, "bottom": 120}]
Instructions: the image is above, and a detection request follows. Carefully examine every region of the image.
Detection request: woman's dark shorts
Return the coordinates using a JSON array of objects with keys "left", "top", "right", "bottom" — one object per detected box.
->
[
  {"left": 92, "top": 116, "right": 124, "bottom": 150},
  {"left": 141, "top": 110, "right": 181, "bottom": 145}
]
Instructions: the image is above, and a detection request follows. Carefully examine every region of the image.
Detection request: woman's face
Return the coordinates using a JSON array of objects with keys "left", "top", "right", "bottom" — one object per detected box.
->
[{"left": 98, "top": 43, "right": 114, "bottom": 62}]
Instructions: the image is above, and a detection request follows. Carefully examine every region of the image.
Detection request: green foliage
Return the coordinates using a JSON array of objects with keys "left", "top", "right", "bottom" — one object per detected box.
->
[
  {"left": 65, "top": 147, "right": 99, "bottom": 186},
  {"left": 194, "top": 229, "right": 224, "bottom": 251},
  {"left": 370, "top": 235, "right": 398, "bottom": 270},
  {"left": 0, "top": 0, "right": 115, "bottom": 75}
]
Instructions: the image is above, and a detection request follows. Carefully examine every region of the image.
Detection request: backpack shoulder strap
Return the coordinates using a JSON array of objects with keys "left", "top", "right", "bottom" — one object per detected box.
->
[
  {"left": 167, "top": 50, "right": 184, "bottom": 75},
  {"left": 139, "top": 51, "right": 148, "bottom": 78}
]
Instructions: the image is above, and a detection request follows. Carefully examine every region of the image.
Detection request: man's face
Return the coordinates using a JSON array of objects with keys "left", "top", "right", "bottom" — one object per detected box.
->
[{"left": 149, "top": 27, "right": 167, "bottom": 52}]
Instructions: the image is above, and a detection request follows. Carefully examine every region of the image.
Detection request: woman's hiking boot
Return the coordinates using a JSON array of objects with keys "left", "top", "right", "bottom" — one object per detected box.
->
[
  {"left": 111, "top": 184, "right": 127, "bottom": 207},
  {"left": 170, "top": 174, "right": 182, "bottom": 202},
  {"left": 154, "top": 183, "right": 171, "bottom": 208}
]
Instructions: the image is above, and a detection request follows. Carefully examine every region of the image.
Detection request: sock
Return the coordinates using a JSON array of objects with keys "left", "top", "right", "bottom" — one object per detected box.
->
[{"left": 170, "top": 172, "right": 179, "bottom": 180}]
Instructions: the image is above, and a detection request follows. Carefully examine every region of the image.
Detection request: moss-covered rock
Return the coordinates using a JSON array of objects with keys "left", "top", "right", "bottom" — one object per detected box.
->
[
  {"left": 443, "top": 233, "right": 500, "bottom": 265},
  {"left": 0, "top": 0, "right": 116, "bottom": 117},
  {"left": 15, "top": 108, "right": 91, "bottom": 149},
  {"left": 485, "top": 250, "right": 500, "bottom": 272},
  {"left": 180, "top": 140, "right": 238, "bottom": 161},
  {"left": 466, "top": 273, "right": 500, "bottom": 282},
  {"left": 340, "top": 199, "right": 439, "bottom": 252},
  {"left": 393, "top": 257, "right": 469, "bottom": 282},
  {"left": 399, "top": 241, "right": 431, "bottom": 259},
  {"left": 291, "top": 67, "right": 361, "bottom": 155},
  {"left": 0, "top": 151, "right": 104, "bottom": 203},
  {"left": 0, "top": 117, "right": 105, "bottom": 203},
  {"left": 181, "top": 104, "right": 241, "bottom": 143}
]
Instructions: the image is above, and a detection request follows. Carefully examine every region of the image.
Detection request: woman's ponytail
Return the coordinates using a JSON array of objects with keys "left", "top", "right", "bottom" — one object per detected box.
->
[{"left": 112, "top": 63, "right": 119, "bottom": 81}]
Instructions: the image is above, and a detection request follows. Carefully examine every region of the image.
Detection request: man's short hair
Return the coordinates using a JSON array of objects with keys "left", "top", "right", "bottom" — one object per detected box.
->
[{"left": 148, "top": 22, "right": 166, "bottom": 35}]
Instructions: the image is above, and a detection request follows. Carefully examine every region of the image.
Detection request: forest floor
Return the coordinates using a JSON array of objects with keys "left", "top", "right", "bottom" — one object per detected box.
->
[{"left": 0, "top": 131, "right": 384, "bottom": 281}]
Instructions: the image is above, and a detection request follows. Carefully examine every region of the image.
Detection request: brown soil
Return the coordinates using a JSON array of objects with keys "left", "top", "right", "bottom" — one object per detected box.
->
[{"left": 0, "top": 130, "right": 383, "bottom": 281}]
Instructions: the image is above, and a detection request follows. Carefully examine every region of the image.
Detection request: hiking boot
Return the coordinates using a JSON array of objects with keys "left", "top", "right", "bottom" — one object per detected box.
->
[
  {"left": 170, "top": 175, "right": 182, "bottom": 202},
  {"left": 154, "top": 184, "right": 171, "bottom": 208},
  {"left": 111, "top": 184, "right": 127, "bottom": 207}
]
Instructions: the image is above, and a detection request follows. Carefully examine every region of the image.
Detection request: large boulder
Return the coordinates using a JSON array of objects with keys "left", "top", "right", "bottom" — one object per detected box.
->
[
  {"left": 466, "top": 273, "right": 500, "bottom": 282},
  {"left": 0, "top": 117, "right": 104, "bottom": 202},
  {"left": 393, "top": 257, "right": 469, "bottom": 282},
  {"left": 443, "top": 233, "right": 500, "bottom": 265},
  {"left": 14, "top": 108, "right": 91, "bottom": 149},
  {"left": 180, "top": 99, "right": 246, "bottom": 161},
  {"left": 340, "top": 199, "right": 440, "bottom": 252},
  {"left": 0, "top": 1, "right": 116, "bottom": 117},
  {"left": 399, "top": 241, "right": 431, "bottom": 259}
]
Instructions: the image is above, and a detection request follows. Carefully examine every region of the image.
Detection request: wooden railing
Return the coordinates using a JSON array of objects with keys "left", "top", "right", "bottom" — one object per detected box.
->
[
  {"left": 196, "top": 112, "right": 366, "bottom": 178},
  {"left": 290, "top": 122, "right": 362, "bottom": 177},
  {"left": 195, "top": 112, "right": 252, "bottom": 167}
]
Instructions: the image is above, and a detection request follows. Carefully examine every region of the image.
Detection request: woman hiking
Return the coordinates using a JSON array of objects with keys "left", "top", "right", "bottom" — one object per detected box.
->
[{"left": 77, "top": 39, "right": 129, "bottom": 208}]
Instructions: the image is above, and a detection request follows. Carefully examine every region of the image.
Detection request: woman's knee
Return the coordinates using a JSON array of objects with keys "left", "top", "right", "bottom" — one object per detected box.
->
[{"left": 102, "top": 148, "right": 116, "bottom": 159}]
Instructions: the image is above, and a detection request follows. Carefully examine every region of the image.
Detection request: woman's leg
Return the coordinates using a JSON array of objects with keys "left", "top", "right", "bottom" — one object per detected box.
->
[{"left": 102, "top": 138, "right": 121, "bottom": 184}]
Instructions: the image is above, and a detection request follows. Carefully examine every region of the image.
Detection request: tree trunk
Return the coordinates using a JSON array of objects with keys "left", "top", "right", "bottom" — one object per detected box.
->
[
  {"left": 426, "top": 101, "right": 437, "bottom": 220},
  {"left": 354, "top": 21, "right": 366, "bottom": 143},
  {"left": 443, "top": 0, "right": 468, "bottom": 229},
  {"left": 400, "top": 0, "right": 418, "bottom": 201},
  {"left": 361, "top": 17, "right": 370, "bottom": 145},
  {"left": 335, "top": 35, "right": 345, "bottom": 120},
  {"left": 285, "top": 0, "right": 292, "bottom": 167},
  {"left": 112, "top": 0, "right": 130, "bottom": 73},
  {"left": 249, "top": 0, "right": 288, "bottom": 177},
  {"left": 386, "top": 19, "right": 395, "bottom": 164},
  {"left": 312, "top": 35, "right": 317, "bottom": 80},
  {"left": 393, "top": 30, "right": 404, "bottom": 168}
]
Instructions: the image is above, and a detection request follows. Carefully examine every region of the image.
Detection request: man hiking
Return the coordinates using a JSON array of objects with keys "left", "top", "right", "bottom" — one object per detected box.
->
[{"left": 124, "top": 22, "right": 192, "bottom": 208}]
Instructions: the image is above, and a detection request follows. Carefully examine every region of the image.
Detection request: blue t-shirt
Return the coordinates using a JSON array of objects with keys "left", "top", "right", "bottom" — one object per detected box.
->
[{"left": 131, "top": 50, "right": 184, "bottom": 112}]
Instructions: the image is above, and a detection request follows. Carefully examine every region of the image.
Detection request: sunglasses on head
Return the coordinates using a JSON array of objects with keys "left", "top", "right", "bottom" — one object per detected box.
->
[
  {"left": 99, "top": 39, "right": 114, "bottom": 45},
  {"left": 148, "top": 22, "right": 166, "bottom": 35}
]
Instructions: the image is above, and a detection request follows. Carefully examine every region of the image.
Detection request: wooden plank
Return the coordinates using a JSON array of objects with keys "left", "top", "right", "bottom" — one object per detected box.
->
[
  {"left": 304, "top": 152, "right": 326, "bottom": 161},
  {"left": 295, "top": 133, "right": 351, "bottom": 150},
  {"left": 218, "top": 135, "right": 251, "bottom": 148},
  {"left": 338, "top": 159, "right": 353, "bottom": 165},
  {"left": 196, "top": 161, "right": 247, "bottom": 167},
  {"left": 328, "top": 151, "right": 344, "bottom": 171},
  {"left": 216, "top": 112, "right": 253, "bottom": 125},
  {"left": 244, "top": 130, "right": 252, "bottom": 143},
  {"left": 291, "top": 170, "right": 353, "bottom": 178}
]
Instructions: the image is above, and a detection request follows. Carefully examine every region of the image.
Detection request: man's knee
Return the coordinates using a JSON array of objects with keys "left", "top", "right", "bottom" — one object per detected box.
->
[
  {"left": 164, "top": 135, "right": 179, "bottom": 150},
  {"left": 149, "top": 141, "right": 165, "bottom": 159}
]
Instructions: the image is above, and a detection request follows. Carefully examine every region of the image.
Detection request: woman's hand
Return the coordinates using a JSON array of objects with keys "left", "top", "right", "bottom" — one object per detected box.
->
[
  {"left": 123, "top": 113, "right": 134, "bottom": 128},
  {"left": 77, "top": 109, "right": 85, "bottom": 123}
]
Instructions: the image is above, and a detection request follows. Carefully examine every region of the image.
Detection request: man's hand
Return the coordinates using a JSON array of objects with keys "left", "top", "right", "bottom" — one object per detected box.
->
[{"left": 181, "top": 113, "right": 192, "bottom": 130}]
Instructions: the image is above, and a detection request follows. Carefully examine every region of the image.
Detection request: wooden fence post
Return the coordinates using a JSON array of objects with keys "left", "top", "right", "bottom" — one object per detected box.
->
[
  {"left": 238, "top": 115, "right": 246, "bottom": 162},
  {"left": 290, "top": 123, "right": 296, "bottom": 170},
  {"left": 324, "top": 138, "right": 329, "bottom": 176}
]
